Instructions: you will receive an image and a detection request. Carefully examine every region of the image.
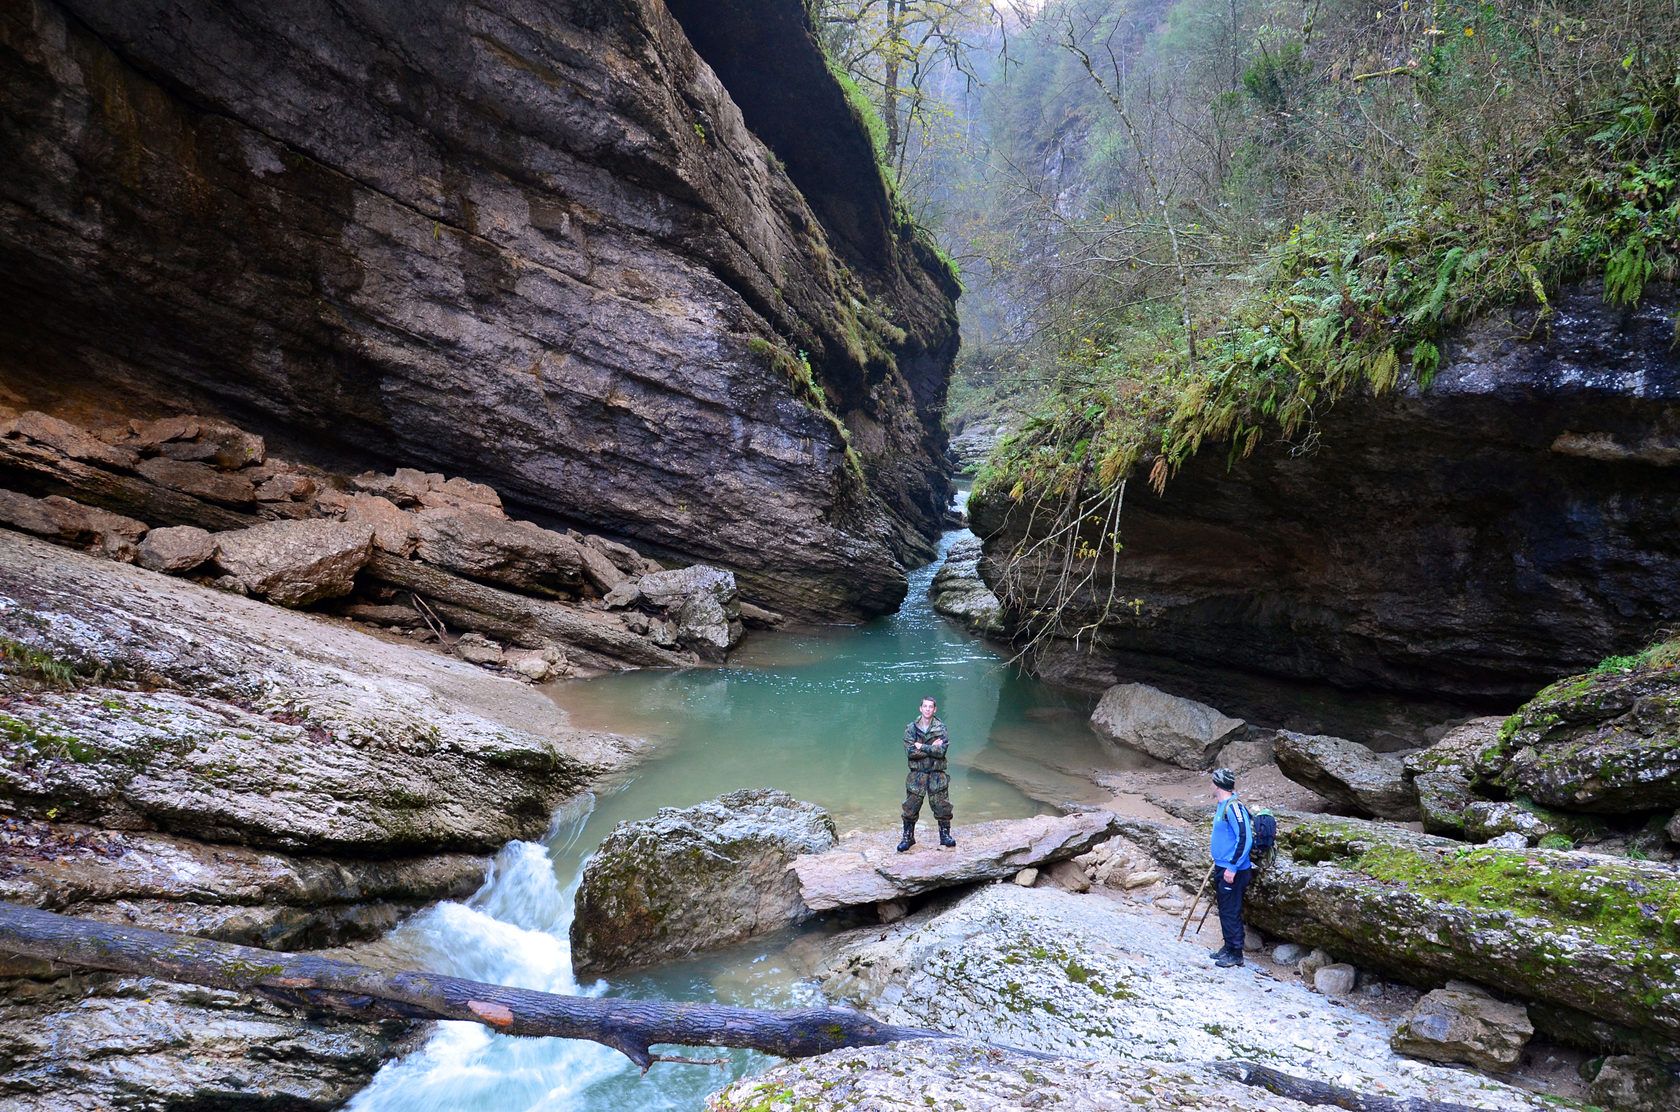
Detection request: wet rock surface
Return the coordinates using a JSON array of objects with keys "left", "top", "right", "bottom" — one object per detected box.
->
[
  {"left": 0, "top": 0, "right": 958, "bottom": 622},
  {"left": 0, "top": 528, "right": 642, "bottom": 1105},
  {"left": 792, "top": 811, "right": 1120, "bottom": 910},
  {"left": 928, "top": 535, "right": 1005, "bottom": 633},
  {"left": 971, "top": 286, "right": 1680, "bottom": 736},
  {"left": 1089, "top": 683, "right": 1244, "bottom": 770},
  {"left": 571, "top": 789, "right": 838, "bottom": 975}
]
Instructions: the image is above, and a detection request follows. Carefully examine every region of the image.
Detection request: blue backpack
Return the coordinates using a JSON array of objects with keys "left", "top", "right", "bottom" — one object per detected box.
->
[{"left": 1250, "top": 808, "right": 1278, "bottom": 864}]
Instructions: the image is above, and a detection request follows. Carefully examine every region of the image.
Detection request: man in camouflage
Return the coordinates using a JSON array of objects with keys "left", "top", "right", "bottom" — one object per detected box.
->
[{"left": 898, "top": 696, "right": 956, "bottom": 851}]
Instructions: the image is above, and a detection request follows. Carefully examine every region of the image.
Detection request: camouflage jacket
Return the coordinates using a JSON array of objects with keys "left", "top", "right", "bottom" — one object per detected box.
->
[{"left": 903, "top": 716, "right": 949, "bottom": 773}]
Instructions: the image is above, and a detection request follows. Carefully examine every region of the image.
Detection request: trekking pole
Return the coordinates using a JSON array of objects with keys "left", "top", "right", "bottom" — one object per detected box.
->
[
  {"left": 1193, "top": 879, "right": 1220, "bottom": 936},
  {"left": 1178, "top": 865, "right": 1216, "bottom": 941}
]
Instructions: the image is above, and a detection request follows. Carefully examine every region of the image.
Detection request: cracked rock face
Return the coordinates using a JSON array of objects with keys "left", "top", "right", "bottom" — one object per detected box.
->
[{"left": 0, "top": 0, "right": 958, "bottom": 622}]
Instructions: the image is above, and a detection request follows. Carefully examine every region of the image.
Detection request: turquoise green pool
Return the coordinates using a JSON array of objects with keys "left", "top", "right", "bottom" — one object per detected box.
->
[{"left": 348, "top": 525, "right": 1156, "bottom": 1112}]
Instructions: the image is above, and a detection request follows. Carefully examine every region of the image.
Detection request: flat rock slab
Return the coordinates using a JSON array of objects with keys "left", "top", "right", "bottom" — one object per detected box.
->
[{"left": 793, "top": 811, "right": 1118, "bottom": 911}]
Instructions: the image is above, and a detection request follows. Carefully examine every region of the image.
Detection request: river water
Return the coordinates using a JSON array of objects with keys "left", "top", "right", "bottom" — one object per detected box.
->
[{"left": 347, "top": 525, "right": 1157, "bottom": 1112}]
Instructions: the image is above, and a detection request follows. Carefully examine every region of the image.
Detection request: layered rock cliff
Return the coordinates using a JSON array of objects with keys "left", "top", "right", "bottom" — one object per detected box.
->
[
  {"left": 0, "top": 0, "right": 959, "bottom": 621},
  {"left": 972, "top": 287, "right": 1680, "bottom": 738}
]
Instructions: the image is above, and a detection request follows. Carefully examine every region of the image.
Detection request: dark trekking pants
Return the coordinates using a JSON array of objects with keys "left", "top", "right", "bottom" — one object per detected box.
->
[{"left": 1215, "top": 867, "right": 1252, "bottom": 953}]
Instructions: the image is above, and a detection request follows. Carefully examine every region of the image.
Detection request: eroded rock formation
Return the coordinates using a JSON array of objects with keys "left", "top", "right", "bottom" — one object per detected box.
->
[
  {"left": 971, "top": 287, "right": 1680, "bottom": 738},
  {"left": 0, "top": 529, "right": 643, "bottom": 1106},
  {"left": 0, "top": 0, "right": 959, "bottom": 621}
]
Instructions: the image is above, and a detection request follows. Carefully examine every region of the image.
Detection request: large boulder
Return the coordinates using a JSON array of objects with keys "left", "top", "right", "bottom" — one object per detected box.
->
[
  {"left": 1588, "top": 1054, "right": 1680, "bottom": 1112},
  {"left": 1478, "top": 666, "right": 1680, "bottom": 812},
  {"left": 213, "top": 519, "right": 373, "bottom": 606},
  {"left": 809, "top": 882, "right": 1544, "bottom": 1108},
  {"left": 1404, "top": 716, "right": 1509, "bottom": 837},
  {"left": 1274, "top": 730, "right": 1420, "bottom": 820},
  {"left": 413, "top": 510, "right": 585, "bottom": 597},
  {"left": 136, "top": 524, "right": 217, "bottom": 572},
  {"left": 635, "top": 565, "right": 743, "bottom": 661},
  {"left": 571, "top": 789, "right": 837, "bottom": 975},
  {"left": 792, "top": 812, "right": 1119, "bottom": 910},
  {"left": 1391, "top": 982, "right": 1534, "bottom": 1073},
  {"left": 1089, "top": 683, "right": 1244, "bottom": 769}
]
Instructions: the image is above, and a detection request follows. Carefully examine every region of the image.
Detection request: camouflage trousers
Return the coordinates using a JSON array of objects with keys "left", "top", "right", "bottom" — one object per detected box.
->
[{"left": 902, "top": 769, "right": 953, "bottom": 822}]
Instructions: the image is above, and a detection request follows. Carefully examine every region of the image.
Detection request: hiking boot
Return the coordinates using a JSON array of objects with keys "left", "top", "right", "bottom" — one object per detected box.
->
[
  {"left": 896, "top": 819, "right": 916, "bottom": 853},
  {"left": 938, "top": 820, "right": 956, "bottom": 848},
  {"left": 1214, "top": 949, "right": 1245, "bottom": 968},
  {"left": 1208, "top": 946, "right": 1231, "bottom": 960}
]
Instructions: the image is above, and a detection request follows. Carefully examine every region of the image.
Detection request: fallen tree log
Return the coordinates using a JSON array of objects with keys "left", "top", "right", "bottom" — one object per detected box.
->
[
  {"left": 1214, "top": 1061, "right": 1493, "bottom": 1112},
  {"left": 0, "top": 902, "right": 944, "bottom": 1070}
]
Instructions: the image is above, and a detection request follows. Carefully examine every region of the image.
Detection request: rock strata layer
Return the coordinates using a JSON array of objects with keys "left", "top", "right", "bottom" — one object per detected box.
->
[
  {"left": 1, "top": 405, "right": 741, "bottom": 672},
  {"left": 971, "top": 286, "right": 1680, "bottom": 736},
  {"left": 0, "top": 0, "right": 959, "bottom": 621},
  {"left": 571, "top": 789, "right": 837, "bottom": 975},
  {"left": 0, "top": 528, "right": 641, "bottom": 1106}
]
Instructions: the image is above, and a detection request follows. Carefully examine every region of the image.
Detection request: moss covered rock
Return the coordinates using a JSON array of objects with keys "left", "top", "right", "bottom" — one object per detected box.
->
[
  {"left": 1247, "top": 818, "right": 1680, "bottom": 1046},
  {"left": 1482, "top": 667, "right": 1680, "bottom": 812},
  {"left": 571, "top": 788, "right": 837, "bottom": 975}
]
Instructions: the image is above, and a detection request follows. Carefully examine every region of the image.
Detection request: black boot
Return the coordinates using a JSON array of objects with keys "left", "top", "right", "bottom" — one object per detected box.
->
[
  {"left": 896, "top": 818, "right": 916, "bottom": 853},
  {"left": 938, "top": 820, "right": 956, "bottom": 847}
]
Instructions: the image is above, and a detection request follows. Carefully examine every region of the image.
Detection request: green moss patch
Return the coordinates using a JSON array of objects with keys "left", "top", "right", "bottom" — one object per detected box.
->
[{"left": 1292, "top": 825, "right": 1680, "bottom": 947}]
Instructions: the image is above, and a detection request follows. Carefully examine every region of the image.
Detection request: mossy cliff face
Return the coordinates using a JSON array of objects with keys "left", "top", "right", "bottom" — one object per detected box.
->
[
  {"left": 971, "top": 287, "right": 1680, "bottom": 735},
  {"left": 1248, "top": 819, "right": 1680, "bottom": 1047},
  {"left": 0, "top": 0, "right": 959, "bottom": 621}
]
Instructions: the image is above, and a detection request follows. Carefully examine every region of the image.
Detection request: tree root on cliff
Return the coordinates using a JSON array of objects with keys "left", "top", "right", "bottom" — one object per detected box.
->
[
  {"left": 1214, "top": 1060, "right": 1496, "bottom": 1112},
  {"left": 0, "top": 903, "right": 946, "bottom": 1072}
]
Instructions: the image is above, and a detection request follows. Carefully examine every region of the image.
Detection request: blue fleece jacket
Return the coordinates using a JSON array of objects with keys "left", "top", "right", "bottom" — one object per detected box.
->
[{"left": 1211, "top": 796, "right": 1253, "bottom": 871}]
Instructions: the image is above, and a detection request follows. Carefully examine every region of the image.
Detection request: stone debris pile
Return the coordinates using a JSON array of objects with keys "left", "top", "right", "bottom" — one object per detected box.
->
[{"left": 0, "top": 406, "right": 760, "bottom": 673}]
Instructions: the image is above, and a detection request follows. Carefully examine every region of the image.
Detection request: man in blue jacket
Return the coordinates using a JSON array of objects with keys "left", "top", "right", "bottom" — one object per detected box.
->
[{"left": 1208, "top": 766, "right": 1253, "bottom": 968}]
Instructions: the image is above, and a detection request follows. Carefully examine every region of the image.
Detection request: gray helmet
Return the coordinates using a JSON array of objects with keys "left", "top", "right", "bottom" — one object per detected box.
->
[{"left": 1211, "top": 768, "right": 1236, "bottom": 791}]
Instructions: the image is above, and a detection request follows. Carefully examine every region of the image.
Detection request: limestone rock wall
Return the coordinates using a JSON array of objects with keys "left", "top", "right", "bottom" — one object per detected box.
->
[
  {"left": 0, "top": 0, "right": 959, "bottom": 621},
  {"left": 972, "top": 287, "right": 1680, "bottom": 737}
]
